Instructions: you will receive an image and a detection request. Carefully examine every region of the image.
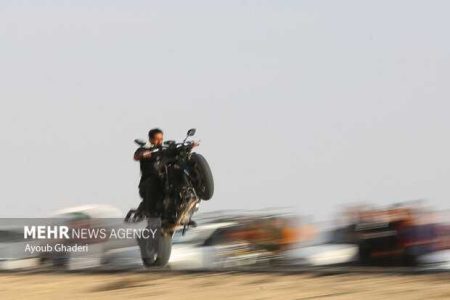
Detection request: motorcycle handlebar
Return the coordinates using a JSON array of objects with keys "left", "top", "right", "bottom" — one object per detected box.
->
[{"left": 149, "top": 140, "right": 198, "bottom": 153}]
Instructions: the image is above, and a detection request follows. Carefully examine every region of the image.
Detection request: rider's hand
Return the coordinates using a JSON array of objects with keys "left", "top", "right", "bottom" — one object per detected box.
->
[
  {"left": 142, "top": 150, "right": 152, "bottom": 158},
  {"left": 192, "top": 140, "right": 200, "bottom": 148}
]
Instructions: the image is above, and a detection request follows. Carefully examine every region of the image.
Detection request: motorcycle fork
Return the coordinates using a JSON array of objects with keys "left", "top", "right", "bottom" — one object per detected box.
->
[{"left": 162, "top": 165, "right": 173, "bottom": 213}]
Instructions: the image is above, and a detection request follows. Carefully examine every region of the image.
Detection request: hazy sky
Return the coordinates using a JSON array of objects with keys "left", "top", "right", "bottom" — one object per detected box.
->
[{"left": 1, "top": 1, "right": 449, "bottom": 219}]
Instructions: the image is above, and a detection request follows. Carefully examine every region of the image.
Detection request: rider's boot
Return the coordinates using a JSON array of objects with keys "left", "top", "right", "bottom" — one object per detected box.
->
[{"left": 135, "top": 201, "right": 147, "bottom": 217}]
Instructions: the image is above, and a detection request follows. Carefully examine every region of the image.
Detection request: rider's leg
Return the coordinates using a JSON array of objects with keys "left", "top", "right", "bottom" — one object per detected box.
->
[{"left": 139, "top": 177, "right": 164, "bottom": 217}]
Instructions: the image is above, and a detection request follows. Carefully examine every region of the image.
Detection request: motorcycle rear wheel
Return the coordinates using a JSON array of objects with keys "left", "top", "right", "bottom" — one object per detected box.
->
[
  {"left": 153, "top": 233, "right": 172, "bottom": 266},
  {"left": 139, "top": 232, "right": 172, "bottom": 267}
]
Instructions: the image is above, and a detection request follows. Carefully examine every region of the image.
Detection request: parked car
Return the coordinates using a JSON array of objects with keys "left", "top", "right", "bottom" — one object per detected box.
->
[
  {"left": 0, "top": 227, "right": 39, "bottom": 270},
  {"left": 169, "top": 221, "right": 271, "bottom": 270}
]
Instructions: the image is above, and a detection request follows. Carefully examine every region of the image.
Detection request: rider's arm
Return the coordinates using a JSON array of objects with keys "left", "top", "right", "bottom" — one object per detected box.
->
[{"left": 134, "top": 148, "right": 152, "bottom": 161}]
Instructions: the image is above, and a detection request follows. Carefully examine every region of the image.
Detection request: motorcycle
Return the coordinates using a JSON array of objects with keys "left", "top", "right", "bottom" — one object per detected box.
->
[{"left": 125, "top": 128, "right": 214, "bottom": 267}]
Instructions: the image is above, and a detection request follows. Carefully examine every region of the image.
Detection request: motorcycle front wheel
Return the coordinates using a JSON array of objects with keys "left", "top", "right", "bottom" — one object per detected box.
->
[{"left": 189, "top": 153, "right": 214, "bottom": 200}]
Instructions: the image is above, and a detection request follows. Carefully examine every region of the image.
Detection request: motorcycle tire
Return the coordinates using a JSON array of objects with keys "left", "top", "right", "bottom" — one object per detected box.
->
[
  {"left": 139, "top": 232, "right": 172, "bottom": 267},
  {"left": 153, "top": 233, "right": 172, "bottom": 266},
  {"left": 190, "top": 153, "right": 214, "bottom": 200}
]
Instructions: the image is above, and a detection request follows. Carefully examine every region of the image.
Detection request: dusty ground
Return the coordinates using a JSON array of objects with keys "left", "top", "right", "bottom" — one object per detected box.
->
[{"left": 0, "top": 272, "right": 449, "bottom": 300}]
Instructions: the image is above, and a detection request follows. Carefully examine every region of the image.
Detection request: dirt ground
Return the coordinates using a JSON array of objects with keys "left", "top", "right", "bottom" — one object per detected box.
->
[{"left": 0, "top": 272, "right": 449, "bottom": 300}]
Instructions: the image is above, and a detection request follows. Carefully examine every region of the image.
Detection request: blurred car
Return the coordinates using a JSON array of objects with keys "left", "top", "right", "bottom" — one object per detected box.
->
[
  {"left": 281, "top": 231, "right": 358, "bottom": 266},
  {"left": 418, "top": 249, "right": 450, "bottom": 270},
  {"left": 355, "top": 207, "right": 438, "bottom": 265},
  {"left": 41, "top": 204, "right": 143, "bottom": 270},
  {"left": 0, "top": 227, "right": 39, "bottom": 270},
  {"left": 169, "top": 221, "right": 271, "bottom": 270}
]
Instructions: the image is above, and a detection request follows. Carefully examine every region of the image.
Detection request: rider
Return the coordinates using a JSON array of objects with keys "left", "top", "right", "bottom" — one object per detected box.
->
[{"left": 134, "top": 128, "right": 165, "bottom": 217}]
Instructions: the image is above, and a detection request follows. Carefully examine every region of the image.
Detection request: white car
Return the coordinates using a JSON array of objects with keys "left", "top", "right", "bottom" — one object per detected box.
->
[
  {"left": 283, "top": 244, "right": 358, "bottom": 266},
  {"left": 43, "top": 204, "right": 142, "bottom": 270},
  {"left": 281, "top": 231, "right": 358, "bottom": 266},
  {"left": 0, "top": 227, "right": 40, "bottom": 270},
  {"left": 169, "top": 221, "right": 268, "bottom": 270},
  {"left": 417, "top": 249, "right": 450, "bottom": 270}
]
